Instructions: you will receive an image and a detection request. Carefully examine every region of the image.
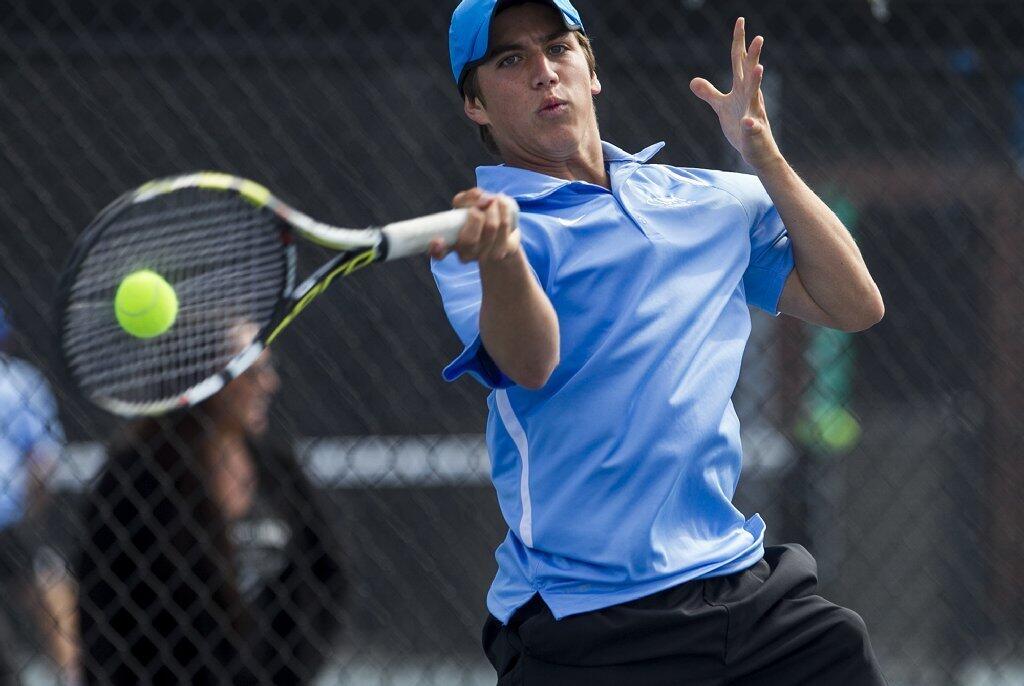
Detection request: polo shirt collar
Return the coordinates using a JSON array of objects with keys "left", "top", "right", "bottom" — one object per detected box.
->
[
  {"left": 601, "top": 140, "right": 665, "bottom": 164},
  {"left": 475, "top": 140, "right": 667, "bottom": 201}
]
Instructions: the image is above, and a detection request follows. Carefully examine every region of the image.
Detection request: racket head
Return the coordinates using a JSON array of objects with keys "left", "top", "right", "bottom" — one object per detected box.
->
[{"left": 57, "top": 173, "right": 295, "bottom": 417}]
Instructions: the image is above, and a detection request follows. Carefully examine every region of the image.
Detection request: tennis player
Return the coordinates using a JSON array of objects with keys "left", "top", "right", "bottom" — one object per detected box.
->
[{"left": 432, "top": 1, "right": 887, "bottom": 684}]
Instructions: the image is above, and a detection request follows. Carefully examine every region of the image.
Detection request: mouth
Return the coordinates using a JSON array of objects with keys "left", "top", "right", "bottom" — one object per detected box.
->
[{"left": 538, "top": 98, "right": 569, "bottom": 115}]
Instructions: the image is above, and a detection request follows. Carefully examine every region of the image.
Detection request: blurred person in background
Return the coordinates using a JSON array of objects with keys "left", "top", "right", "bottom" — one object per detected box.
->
[
  {"left": 77, "top": 324, "right": 348, "bottom": 684},
  {"left": 0, "top": 301, "right": 80, "bottom": 684}
]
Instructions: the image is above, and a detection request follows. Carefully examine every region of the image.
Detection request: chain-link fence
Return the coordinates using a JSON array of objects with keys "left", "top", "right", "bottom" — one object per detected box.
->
[{"left": 0, "top": 0, "right": 1021, "bottom": 683}]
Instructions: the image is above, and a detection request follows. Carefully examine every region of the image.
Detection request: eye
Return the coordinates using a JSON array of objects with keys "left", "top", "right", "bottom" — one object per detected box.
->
[
  {"left": 548, "top": 44, "right": 569, "bottom": 56},
  {"left": 497, "top": 54, "right": 521, "bottom": 68}
]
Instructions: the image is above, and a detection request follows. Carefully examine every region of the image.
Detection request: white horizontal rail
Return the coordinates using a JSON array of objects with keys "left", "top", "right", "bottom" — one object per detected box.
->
[{"left": 51, "top": 424, "right": 792, "bottom": 491}]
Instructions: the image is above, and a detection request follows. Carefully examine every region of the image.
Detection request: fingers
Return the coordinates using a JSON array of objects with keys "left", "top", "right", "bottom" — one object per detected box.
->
[
  {"left": 697, "top": 20, "right": 763, "bottom": 109},
  {"left": 690, "top": 78, "right": 725, "bottom": 108},
  {"left": 431, "top": 191, "right": 481, "bottom": 260},
  {"left": 731, "top": 18, "right": 766, "bottom": 95},
  {"left": 742, "top": 69, "right": 767, "bottom": 135},
  {"left": 428, "top": 238, "right": 443, "bottom": 259},
  {"left": 445, "top": 190, "right": 519, "bottom": 264},
  {"left": 428, "top": 237, "right": 449, "bottom": 261},
  {"left": 747, "top": 35, "right": 764, "bottom": 72},
  {"left": 452, "top": 187, "right": 486, "bottom": 209},
  {"left": 491, "top": 195, "right": 517, "bottom": 260},
  {"left": 749, "top": 63, "right": 764, "bottom": 104},
  {"left": 455, "top": 205, "right": 485, "bottom": 262},
  {"left": 731, "top": 17, "right": 745, "bottom": 84}
]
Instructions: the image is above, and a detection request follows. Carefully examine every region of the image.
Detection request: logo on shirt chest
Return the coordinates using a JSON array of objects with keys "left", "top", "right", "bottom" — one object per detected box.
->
[{"left": 647, "top": 194, "right": 697, "bottom": 209}]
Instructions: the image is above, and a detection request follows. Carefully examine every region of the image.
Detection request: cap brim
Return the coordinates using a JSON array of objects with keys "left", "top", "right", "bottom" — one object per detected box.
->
[{"left": 457, "top": 0, "right": 585, "bottom": 95}]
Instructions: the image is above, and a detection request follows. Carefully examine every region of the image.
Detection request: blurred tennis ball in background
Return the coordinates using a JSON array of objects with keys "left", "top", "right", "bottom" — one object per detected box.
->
[
  {"left": 114, "top": 269, "right": 178, "bottom": 338},
  {"left": 796, "top": 405, "right": 862, "bottom": 455}
]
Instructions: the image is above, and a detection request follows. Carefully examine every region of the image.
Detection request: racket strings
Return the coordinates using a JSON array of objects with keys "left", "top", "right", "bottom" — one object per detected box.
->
[
  {"left": 68, "top": 245, "right": 285, "bottom": 345},
  {"left": 63, "top": 188, "right": 287, "bottom": 411},
  {"left": 70, "top": 200, "right": 269, "bottom": 296}
]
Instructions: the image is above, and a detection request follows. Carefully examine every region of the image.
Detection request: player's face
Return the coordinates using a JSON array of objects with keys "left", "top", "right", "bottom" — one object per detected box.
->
[{"left": 467, "top": 3, "right": 601, "bottom": 162}]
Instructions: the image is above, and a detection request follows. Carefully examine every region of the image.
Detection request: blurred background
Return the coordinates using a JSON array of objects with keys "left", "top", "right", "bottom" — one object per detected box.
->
[{"left": 0, "top": 0, "right": 1022, "bottom": 683}]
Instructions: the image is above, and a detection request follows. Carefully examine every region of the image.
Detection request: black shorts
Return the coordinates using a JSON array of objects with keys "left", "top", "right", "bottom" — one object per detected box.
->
[{"left": 482, "top": 544, "right": 886, "bottom": 685}]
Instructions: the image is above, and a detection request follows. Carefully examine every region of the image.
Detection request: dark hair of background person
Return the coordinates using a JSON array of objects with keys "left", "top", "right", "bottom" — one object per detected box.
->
[{"left": 76, "top": 407, "right": 348, "bottom": 685}]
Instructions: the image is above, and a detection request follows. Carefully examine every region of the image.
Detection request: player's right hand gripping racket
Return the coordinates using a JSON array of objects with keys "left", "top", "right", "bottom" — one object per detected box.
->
[{"left": 57, "top": 172, "right": 515, "bottom": 418}]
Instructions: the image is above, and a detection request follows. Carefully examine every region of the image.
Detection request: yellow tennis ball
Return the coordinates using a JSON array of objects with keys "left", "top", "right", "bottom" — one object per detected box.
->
[
  {"left": 114, "top": 270, "right": 178, "bottom": 338},
  {"left": 818, "top": 407, "right": 861, "bottom": 453},
  {"left": 796, "top": 406, "right": 862, "bottom": 455}
]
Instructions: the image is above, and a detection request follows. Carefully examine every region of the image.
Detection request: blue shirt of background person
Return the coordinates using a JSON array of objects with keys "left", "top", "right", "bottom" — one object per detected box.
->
[
  {"left": 0, "top": 304, "right": 65, "bottom": 531},
  {"left": 432, "top": 140, "right": 794, "bottom": 622}
]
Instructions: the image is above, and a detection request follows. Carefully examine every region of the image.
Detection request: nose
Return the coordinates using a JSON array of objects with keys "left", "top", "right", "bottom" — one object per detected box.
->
[{"left": 532, "top": 54, "right": 559, "bottom": 89}]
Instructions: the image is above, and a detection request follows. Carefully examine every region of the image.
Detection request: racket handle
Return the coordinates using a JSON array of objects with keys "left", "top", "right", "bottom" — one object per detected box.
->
[{"left": 381, "top": 201, "right": 520, "bottom": 261}]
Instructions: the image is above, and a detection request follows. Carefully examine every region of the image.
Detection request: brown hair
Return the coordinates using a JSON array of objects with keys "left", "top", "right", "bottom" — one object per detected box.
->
[
  {"left": 462, "top": 29, "right": 597, "bottom": 156},
  {"left": 93, "top": 409, "right": 251, "bottom": 632}
]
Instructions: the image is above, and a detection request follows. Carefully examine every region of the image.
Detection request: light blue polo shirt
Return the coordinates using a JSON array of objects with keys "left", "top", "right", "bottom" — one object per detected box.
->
[{"left": 432, "top": 141, "right": 795, "bottom": 623}]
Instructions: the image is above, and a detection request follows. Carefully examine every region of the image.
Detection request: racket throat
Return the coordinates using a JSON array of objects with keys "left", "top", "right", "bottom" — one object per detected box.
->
[{"left": 266, "top": 248, "right": 378, "bottom": 345}]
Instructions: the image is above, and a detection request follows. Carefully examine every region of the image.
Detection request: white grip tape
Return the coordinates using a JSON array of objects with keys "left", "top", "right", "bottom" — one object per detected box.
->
[
  {"left": 381, "top": 209, "right": 466, "bottom": 261},
  {"left": 380, "top": 201, "right": 520, "bottom": 261}
]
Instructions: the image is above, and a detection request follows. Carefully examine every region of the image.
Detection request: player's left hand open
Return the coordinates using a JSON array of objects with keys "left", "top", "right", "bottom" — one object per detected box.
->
[{"left": 690, "top": 17, "right": 782, "bottom": 172}]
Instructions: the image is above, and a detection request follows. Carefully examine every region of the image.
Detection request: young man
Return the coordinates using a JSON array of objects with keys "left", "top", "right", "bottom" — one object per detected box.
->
[{"left": 432, "top": 1, "right": 887, "bottom": 683}]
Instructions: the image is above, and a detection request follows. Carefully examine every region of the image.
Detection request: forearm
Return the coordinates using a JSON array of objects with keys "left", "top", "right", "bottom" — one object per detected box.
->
[
  {"left": 757, "top": 156, "right": 884, "bottom": 330},
  {"left": 36, "top": 575, "right": 80, "bottom": 681},
  {"left": 479, "top": 247, "right": 560, "bottom": 389}
]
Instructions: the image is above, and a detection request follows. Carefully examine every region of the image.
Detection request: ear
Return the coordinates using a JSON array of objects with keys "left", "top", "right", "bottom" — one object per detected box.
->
[
  {"left": 590, "top": 72, "right": 602, "bottom": 97},
  {"left": 464, "top": 95, "right": 491, "bottom": 126}
]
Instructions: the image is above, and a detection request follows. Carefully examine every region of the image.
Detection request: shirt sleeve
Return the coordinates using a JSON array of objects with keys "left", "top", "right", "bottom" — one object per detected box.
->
[
  {"left": 430, "top": 221, "right": 552, "bottom": 389},
  {"left": 718, "top": 172, "right": 795, "bottom": 315}
]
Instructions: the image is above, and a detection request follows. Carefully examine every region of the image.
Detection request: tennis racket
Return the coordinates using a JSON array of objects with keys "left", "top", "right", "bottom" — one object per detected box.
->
[{"left": 57, "top": 172, "right": 510, "bottom": 418}]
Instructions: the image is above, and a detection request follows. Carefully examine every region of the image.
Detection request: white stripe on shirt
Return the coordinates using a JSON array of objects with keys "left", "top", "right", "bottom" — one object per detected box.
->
[{"left": 495, "top": 389, "right": 533, "bottom": 547}]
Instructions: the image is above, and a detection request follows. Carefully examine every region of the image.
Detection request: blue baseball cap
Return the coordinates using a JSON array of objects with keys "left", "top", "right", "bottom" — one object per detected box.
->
[{"left": 449, "top": 0, "right": 585, "bottom": 94}]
